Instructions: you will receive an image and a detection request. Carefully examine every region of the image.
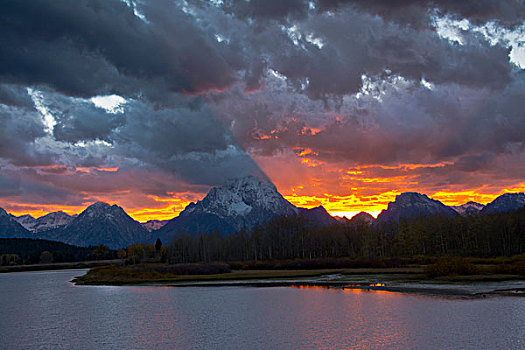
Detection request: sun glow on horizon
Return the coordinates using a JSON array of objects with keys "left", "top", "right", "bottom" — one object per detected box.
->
[
  {"left": 330, "top": 211, "right": 383, "bottom": 219},
  {"left": 4, "top": 182, "right": 525, "bottom": 223}
]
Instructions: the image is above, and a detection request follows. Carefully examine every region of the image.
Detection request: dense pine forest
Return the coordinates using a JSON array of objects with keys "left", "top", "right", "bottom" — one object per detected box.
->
[
  {"left": 163, "top": 207, "right": 525, "bottom": 264},
  {"left": 0, "top": 238, "right": 113, "bottom": 265},
  {"left": 2, "top": 208, "right": 524, "bottom": 267}
]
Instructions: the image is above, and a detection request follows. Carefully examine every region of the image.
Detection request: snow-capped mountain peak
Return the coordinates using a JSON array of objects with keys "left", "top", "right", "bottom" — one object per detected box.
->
[
  {"left": 376, "top": 192, "right": 457, "bottom": 224},
  {"left": 45, "top": 201, "right": 148, "bottom": 249},
  {"left": 83, "top": 201, "right": 112, "bottom": 216},
  {"left": 350, "top": 212, "right": 375, "bottom": 225},
  {"left": 481, "top": 193, "right": 525, "bottom": 215},
  {"left": 158, "top": 175, "right": 299, "bottom": 237},
  {"left": 33, "top": 211, "right": 75, "bottom": 232},
  {"left": 181, "top": 175, "right": 298, "bottom": 221},
  {"left": 141, "top": 219, "right": 169, "bottom": 232},
  {"left": 79, "top": 201, "right": 134, "bottom": 223},
  {"left": 11, "top": 214, "right": 37, "bottom": 230},
  {"left": 451, "top": 201, "right": 485, "bottom": 216}
]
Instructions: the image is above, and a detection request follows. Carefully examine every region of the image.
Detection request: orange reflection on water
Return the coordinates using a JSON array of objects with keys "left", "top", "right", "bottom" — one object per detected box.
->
[
  {"left": 341, "top": 288, "right": 395, "bottom": 295},
  {"left": 291, "top": 284, "right": 395, "bottom": 295},
  {"left": 292, "top": 285, "right": 329, "bottom": 290}
]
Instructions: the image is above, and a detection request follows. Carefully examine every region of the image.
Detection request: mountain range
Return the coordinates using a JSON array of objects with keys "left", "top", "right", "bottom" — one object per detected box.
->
[
  {"left": 10, "top": 211, "right": 77, "bottom": 232},
  {"left": 41, "top": 202, "right": 149, "bottom": 249},
  {"left": 1, "top": 176, "right": 524, "bottom": 249},
  {"left": 450, "top": 202, "right": 486, "bottom": 216},
  {"left": 376, "top": 192, "right": 459, "bottom": 225},
  {"left": 480, "top": 193, "right": 525, "bottom": 215},
  {"left": 156, "top": 176, "right": 302, "bottom": 243}
]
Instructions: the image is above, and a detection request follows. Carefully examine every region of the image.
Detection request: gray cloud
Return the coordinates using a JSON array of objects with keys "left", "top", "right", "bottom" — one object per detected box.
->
[
  {"left": 0, "top": 0, "right": 240, "bottom": 100},
  {"left": 0, "top": 102, "right": 48, "bottom": 166},
  {"left": 0, "top": 0, "right": 523, "bottom": 208},
  {"left": 315, "top": 1, "right": 525, "bottom": 28},
  {"left": 0, "top": 85, "right": 34, "bottom": 107}
]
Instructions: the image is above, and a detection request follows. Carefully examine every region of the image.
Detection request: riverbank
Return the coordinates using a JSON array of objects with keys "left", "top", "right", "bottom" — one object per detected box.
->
[
  {"left": 0, "top": 259, "right": 122, "bottom": 273},
  {"left": 73, "top": 265, "right": 423, "bottom": 285},
  {"left": 71, "top": 263, "right": 525, "bottom": 297}
]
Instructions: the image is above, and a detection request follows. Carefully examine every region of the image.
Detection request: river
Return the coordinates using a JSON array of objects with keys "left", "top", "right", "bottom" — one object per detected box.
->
[{"left": 0, "top": 269, "right": 524, "bottom": 349}]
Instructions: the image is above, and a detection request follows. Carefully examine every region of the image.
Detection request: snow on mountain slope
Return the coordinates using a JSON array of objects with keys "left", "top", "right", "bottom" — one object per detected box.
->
[
  {"left": 451, "top": 201, "right": 485, "bottom": 216},
  {"left": 12, "top": 211, "right": 76, "bottom": 232},
  {"left": 179, "top": 175, "right": 298, "bottom": 229},
  {"left": 45, "top": 202, "right": 149, "bottom": 249},
  {"left": 349, "top": 212, "right": 375, "bottom": 225},
  {"left": 157, "top": 175, "right": 300, "bottom": 241},
  {"left": 0, "top": 208, "right": 31, "bottom": 238},
  {"left": 481, "top": 193, "right": 525, "bottom": 215},
  {"left": 32, "top": 211, "right": 75, "bottom": 232},
  {"left": 376, "top": 192, "right": 457, "bottom": 225},
  {"left": 11, "top": 214, "right": 37, "bottom": 231},
  {"left": 142, "top": 219, "right": 169, "bottom": 232}
]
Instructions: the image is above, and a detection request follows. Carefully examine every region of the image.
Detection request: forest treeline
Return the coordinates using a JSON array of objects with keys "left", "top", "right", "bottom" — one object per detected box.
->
[
  {"left": 161, "top": 207, "right": 525, "bottom": 264},
  {"left": 3, "top": 207, "right": 524, "bottom": 267},
  {"left": 0, "top": 238, "right": 115, "bottom": 265}
]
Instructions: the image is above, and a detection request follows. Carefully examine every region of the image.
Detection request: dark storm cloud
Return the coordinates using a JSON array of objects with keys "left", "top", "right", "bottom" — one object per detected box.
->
[
  {"left": 198, "top": 2, "right": 515, "bottom": 104},
  {"left": 0, "top": 0, "right": 238, "bottom": 99},
  {"left": 0, "top": 166, "right": 86, "bottom": 204},
  {"left": 0, "top": 173, "right": 21, "bottom": 197},
  {"left": 316, "top": 0, "right": 525, "bottom": 28},
  {"left": 222, "top": 0, "right": 309, "bottom": 21},
  {"left": 0, "top": 85, "right": 34, "bottom": 107},
  {"left": 115, "top": 102, "right": 230, "bottom": 156},
  {"left": 111, "top": 101, "right": 265, "bottom": 185},
  {"left": 36, "top": 93, "right": 126, "bottom": 143},
  {"left": 212, "top": 68, "right": 525, "bottom": 189},
  {"left": 272, "top": 8, "right": 512, "bottom": 100},
  {"left": 0, "top": 103, "right": 48, "bottom": 166},
  {"left": 0, "top": 0, "right": 517, "bottom": 101},
  {"left": 0, "top": 0, "right": 523, "bottom": 208},
  {"left": 7, "top": 88, "right": 267, "bottom": 186},
  {"left": 220, "top": 1, "right": 524, "bottom": 29}
]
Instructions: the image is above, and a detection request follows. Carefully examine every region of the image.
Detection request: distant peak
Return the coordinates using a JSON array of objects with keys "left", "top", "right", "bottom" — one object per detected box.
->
[
  {"left": 353, "top": 211, "right": 374, "bottom": 219},
  {"left": 397, "top": 192, "right": 426, "bottom": 199},
  {"left": 305, "top": 206, "right": 329, "bottom": 213},
  {"left": 83, "top": 201, "right": 123, "bottom": 216},
  {"left": 87, "top": 201, "right": 112, "bottom": 209},
  {"left": 17, "top": 214, "right": 36, "bottom": 220},
  {"left": 0, "top": 207, "right": 7, "bottom": 216},
  {"left": 500, "top": 192, "right": 525, "bottom": 198},
  {"left": 481, "top": 192, "right": 525, "bottom": 215},
  {"left": 210, "top": 175, "right": 281, "bottom": 202},
  {"left": 350, "top": 212, "right": 375, "bottom": 224},
  {"left": 178, "top": 173, "right": 298, "bottom": 229},
  {"left": 40, "top": 211, "right": 72, "bottom": 218}
]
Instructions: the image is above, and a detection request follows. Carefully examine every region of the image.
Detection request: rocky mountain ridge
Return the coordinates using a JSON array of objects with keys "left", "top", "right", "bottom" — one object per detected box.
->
[
  {"left": 451, "top": 201, "right": 485, "bottom": 216},
  {"left": 12, "top": 211, "right": 76, "bottom": 232},
  {"left": 141, "top": 219, "right": 169, "bottom": 232},
  {"left": 481, "top": 193, "right": 525, "bottom": 215},
  {"left": 376, "top": 192, "right": 459, "bottom": 225},
  {"left": 156, "top": 176, "right": 301, "bottom": 242},
  {"left": 2, "top": 183, "right": 525, "bottom": 248},
  {"left": 42, "top": 202, "right": 149, "bottom": 249}
]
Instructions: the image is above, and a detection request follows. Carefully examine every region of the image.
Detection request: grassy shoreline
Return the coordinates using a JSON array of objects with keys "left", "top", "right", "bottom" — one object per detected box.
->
[
  {"left": 73, "top": 267, "right": 423, "bottom": 285},
  {"left": 71, "top": 264, "right": 525, "bottom": 298},
  {"left": 72, "top": 263, "right": 525, "bottom": 286},
  {"left": 0, "top": 259, "right": 122, "bottom": 273}
]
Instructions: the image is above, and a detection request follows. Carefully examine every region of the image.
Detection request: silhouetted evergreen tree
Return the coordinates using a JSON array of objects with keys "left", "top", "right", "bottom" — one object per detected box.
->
[{"left": 162, "top": 208, "right": 525, "bottom": 263}]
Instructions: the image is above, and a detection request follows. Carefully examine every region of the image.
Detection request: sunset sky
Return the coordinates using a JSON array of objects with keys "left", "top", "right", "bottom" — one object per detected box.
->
[{"left": 1, "top": 0, "right": 524, "bottom": 221}]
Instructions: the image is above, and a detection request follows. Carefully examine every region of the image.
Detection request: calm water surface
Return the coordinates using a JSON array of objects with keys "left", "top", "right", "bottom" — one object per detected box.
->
[{"left": 0, "top": 269, "right": 524, "bottom": 349}]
